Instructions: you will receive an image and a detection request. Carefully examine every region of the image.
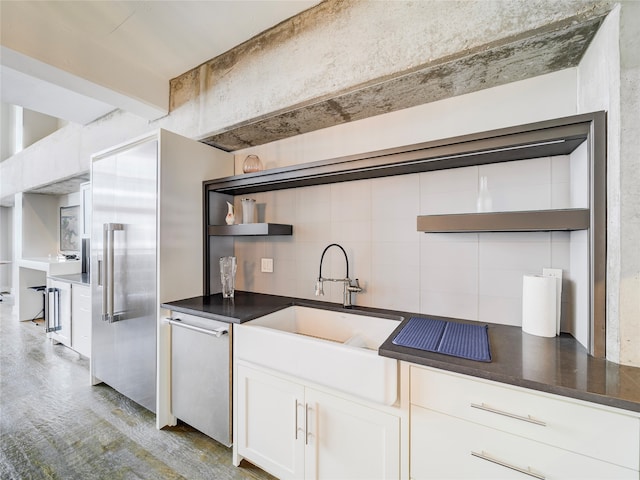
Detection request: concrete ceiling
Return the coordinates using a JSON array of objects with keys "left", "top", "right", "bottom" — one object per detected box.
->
[{"left": 0, "top": 0, "right": 320, "bottom": 124}]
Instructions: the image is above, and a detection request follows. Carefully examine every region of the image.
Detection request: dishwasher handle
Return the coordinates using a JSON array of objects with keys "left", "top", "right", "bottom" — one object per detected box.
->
[{"left": 166, "top": 318, "right": 228, "bottom": 337}]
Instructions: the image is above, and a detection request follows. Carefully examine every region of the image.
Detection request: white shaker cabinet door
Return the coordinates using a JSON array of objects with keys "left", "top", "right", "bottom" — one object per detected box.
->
[
  {"left": 236, "top": 365, "right": 305, "bottom": 480},
  {"left": 304, "top": 387, "right": 400, "bottom": 480},
  {"left": 236, "top": 364, "right": 401, "bottom": 480}
]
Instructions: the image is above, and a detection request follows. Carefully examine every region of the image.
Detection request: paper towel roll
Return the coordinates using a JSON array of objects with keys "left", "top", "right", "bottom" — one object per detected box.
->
[{"left": 522, "top": 275, "right": 557, "bottom": 337}]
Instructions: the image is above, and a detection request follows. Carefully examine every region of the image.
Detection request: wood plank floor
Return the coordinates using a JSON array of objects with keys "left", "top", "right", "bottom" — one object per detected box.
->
[{"left": 0, "top": 302, "right": 275, "bottom": 480}]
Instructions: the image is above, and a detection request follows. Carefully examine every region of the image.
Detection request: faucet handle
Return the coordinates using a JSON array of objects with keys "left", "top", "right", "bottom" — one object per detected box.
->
[{"left": 347, "top": 278, "right": 362, "bottom": 293}]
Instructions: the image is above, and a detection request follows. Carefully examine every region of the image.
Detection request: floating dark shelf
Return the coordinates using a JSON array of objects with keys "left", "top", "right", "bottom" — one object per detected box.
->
[
  {"left": 204, "top": 114, "right": 596, "bottom": 196},
  {"left": 208, "top": 223, "right": 293, "bottom": 236},
  {"left": 417, "top": 209, "right": 590, "bottom": 233}
]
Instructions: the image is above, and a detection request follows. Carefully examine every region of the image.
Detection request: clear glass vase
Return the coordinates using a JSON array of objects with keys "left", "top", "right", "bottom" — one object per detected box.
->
[{"left": 242, "top": 154, "right": 263, "bottom": 174}]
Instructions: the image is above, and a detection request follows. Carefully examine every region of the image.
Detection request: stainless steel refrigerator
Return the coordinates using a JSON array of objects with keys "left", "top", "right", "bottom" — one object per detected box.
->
[{"left": 90, "top": 130, "right": 233, "bottom": 414}]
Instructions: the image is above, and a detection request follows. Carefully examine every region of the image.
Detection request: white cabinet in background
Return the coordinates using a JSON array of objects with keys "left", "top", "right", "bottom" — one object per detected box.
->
[
  {"left": 46, "top": 279, "right": 71, "bottom": 346},
  {"left": 71, "top": 284, "right": 91, "bottom": 357},
  {"left": 236, "top": 363, "right": 400, "bottom": 480},
  {"left": 409, "top": 365, "right": 640, "bottom": 479},
  {"left": 46, "top": 279, "right": 91, "bottom": 357}
]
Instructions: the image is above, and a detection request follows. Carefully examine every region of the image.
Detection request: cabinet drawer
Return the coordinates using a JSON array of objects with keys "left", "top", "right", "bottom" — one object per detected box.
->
[
  {"left": 72, "top": 285, "right": 91, "bottom": 311},
  {"left": 410, "top": 366, "right": 639, "bottom": 470},
  {"left": 411, "top": 405, "right": 637, "bottom": 480}
]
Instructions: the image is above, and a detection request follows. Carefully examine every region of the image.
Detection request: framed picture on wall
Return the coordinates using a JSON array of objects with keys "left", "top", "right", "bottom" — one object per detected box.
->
[{"left": 60, "top": 205, "right": 80, "bottom": 253}]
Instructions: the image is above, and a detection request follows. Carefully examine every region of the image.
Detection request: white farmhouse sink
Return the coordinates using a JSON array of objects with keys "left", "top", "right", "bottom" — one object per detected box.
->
[{"left": 235, "top": 306, "right": 401, "bottom": 405}]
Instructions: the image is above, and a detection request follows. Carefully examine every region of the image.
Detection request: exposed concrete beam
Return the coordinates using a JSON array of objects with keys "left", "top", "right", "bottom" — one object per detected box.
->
[{"left": 196, "top": 12, "right": 606, "bottom": 151}]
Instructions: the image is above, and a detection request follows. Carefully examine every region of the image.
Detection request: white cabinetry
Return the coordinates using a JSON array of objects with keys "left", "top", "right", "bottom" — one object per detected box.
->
[
  {"left": 46, "top": 279, "right": 90, "bottom": 357},
  {"left": 236, "top": 363, "right": 400, "bottom": 480},
  {"left": 409, "top": 365, "right": 640, "bottom": 479},
  {"left": 71, "top": 284, "right": 91, "bottom": 357}
]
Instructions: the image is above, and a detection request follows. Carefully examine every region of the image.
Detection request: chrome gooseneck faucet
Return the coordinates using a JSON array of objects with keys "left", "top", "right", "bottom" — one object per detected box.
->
[{"left": 315, "top": 243, "right": 362, "bottom": 308}]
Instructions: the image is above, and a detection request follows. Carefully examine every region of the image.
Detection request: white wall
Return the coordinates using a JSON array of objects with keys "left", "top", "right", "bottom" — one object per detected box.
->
[
  {"left": 0, "top": 206, "right": 12, "bottom": 293},
  {"left": 233, "top": 69, "right": 578, "bottom": 173},
  {"left": 0, "top": 111, "right": 151, "bottom": 204},
  {"left": 228, "top": 69, "right": 592, "bottom": 345},
  {"left": 22, "top": 108, "right": 60, "bottom": 149},
  {"left": 0, "top": 103, "right": 21, "bottom": 161},
  {"left": 16, "top": 191, "right": 81, "bottom": 259},
  {"left": 577, "top": 3, "right": 640, "bottom": 365},
  {"left": 616, "top": 1, "right": 640, "bottom": 367},
  {"left": 231, "top": 155, "right": 589, "bottom": 345}
]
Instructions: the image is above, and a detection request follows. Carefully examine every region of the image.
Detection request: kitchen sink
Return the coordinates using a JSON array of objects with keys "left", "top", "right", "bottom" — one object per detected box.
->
[{"left": 234, "top": 306, "right": 402, "bottom": 405}]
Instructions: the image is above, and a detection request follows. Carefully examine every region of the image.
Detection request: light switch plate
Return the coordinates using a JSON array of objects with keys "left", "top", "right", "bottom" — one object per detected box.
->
[{"left": 261, "top": 258, "right": 274, "bottom": 273}]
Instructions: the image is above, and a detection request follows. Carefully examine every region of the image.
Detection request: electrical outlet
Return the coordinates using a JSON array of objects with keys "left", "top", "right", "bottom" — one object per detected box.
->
[{"left": 261, "top": 258, "right": 273, "bottom": 273}]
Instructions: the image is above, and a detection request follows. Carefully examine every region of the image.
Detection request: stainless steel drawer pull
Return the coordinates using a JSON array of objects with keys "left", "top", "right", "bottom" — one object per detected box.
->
[
  {"left": 293, "top": 398, "right": 298, "bottom": 440},
  {"left": 166, "top": 318, "right": 228, "bottom": 337},
  {"left": 470, "top": 402, "right": 546, "bottom": 426},
  {"left": 471, "top": 451, "right": 545, "bottom": 480},
  {"left": 305, "top": 403, "right": 310, "bottom": 445},
  {"left": 294, "top": 400, "right": 300, "bottom": 440}
]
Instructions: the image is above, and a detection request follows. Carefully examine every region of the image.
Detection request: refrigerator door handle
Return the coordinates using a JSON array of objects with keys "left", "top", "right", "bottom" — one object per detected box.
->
[
  {"left": 102, "top": 225, "right": 108, "bottom": 321},
  {"left": 103, "top": 223, "right": 124, "bottom": 322},
  {"left": 45, "top": 288, "right": 61, "bottom": 332},
  {"left": 44, "top": 287, "right": 50, "bottom": 331}
]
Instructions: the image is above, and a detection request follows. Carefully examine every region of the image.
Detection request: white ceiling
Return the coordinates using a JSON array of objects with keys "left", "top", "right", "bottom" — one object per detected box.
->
[{"left": 0, "top": 0, "right": 319, "bottom": 124}]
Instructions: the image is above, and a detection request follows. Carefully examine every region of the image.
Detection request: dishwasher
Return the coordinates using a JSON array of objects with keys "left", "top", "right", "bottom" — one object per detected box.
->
[{"left": 167, "top": 312, "right": 231, "bottom": 447}]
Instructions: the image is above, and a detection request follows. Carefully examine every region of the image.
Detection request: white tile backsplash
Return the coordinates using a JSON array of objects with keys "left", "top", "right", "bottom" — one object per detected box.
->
[
  {"left": 480, "top": 157, "right": 549, "bottom": 188},
  {"left": 372, "top": 218, "right": 420, "bottom": 242},
  {"left": 233, "top": 154, "right": 584, "bottom": 329},
  {"left": 551, "top": 155, "right": 571, "bottom": 183},
  {"left": 570, "top": 141, "right": 589, "bottom": 208},
  {"left": 489, "top": 183, "right": 552, "bottom": 212},
  {"left": 330, "top": 180, "right": 371, "bottom": 222},
  {"left": 479, "top": 295, "right": 522, "bottom": 326},
  {"left": 420, "top": 166, "right": 477, "bottom": 194},
  {"left": 551, "top": 182, "right": 571, "bottom": 209},
  {"left": 479, "top": 268, "right": 527, "bottom": 298},
  {"left": 479, "top": 234, "right": 552, "bottom": 271},
  {"left": 420, "top": 290, "right": 478, "bottom": 321},
  {"left": 330, "top": 220, "right": 372, "bottom": 243},
  {"left": 294, "top": 221, "right": 333, "bottom": 244},
  {"left": 295, "top": 184, "right": 331, "bottom": 223},
  {"left": 421, "top": 266, "right": 478, "bottom": 295},
  {"left": 263, "top": 236, "right": 296, "bottom": 261},
  {"left": 420, "top": 239, "right": 478, "bottom": 271},
  {"left": 372, "top": 174, "right": 419, "bottom": 219},
  {"left": 372, "top": 241, "right": 420, "bottom": 266},
  {"left": 420, "top": 166, "right": 477, "bottom": 214}
]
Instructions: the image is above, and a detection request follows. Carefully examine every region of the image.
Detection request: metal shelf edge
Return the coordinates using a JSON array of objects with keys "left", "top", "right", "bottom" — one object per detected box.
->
[
  {"left": 417, "top": 209, "right": 590, "bottom": 233},
  {"left": 208, "top": 223, "right": 293, "bottom": 236}
]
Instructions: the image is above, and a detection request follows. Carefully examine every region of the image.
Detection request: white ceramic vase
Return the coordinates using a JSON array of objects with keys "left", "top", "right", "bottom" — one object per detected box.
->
[{"left": 225, "top": 202, "right": 235, "bottom": 225}]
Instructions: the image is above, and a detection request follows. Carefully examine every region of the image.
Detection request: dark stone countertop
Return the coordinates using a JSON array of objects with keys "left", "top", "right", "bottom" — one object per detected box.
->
[
  {"left": 47, "top": 273, "right": 90, "bottom": 286},
  {"left": 162, "top": 292, "right": 640, "bottom": 414},
  {"left": 161, "top": 291, "right": 293, "bottom": 323}
]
